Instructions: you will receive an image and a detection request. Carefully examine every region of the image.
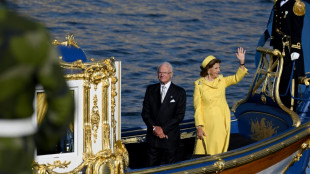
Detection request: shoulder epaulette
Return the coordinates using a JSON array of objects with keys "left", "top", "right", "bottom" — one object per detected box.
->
[{"left": 293, "top": 0, "right": 306, "bottom": 16}]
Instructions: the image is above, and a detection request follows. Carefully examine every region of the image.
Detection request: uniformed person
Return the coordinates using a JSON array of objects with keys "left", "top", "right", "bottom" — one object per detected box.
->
[
  {"left": 0, "top": 2, "right": 74, "bottom": 174},
  {"left": 270, "top": 0, "right": 306, "bottom": 110}
]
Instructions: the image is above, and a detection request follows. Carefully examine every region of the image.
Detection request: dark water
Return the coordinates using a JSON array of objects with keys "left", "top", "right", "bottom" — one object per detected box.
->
[{"left": 8, "top": 0, "right": 274, "bottom": 128}]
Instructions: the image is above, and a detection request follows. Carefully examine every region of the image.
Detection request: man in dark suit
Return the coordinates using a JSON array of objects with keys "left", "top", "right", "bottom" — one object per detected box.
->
[
  {"left": 142, "top": 62, "right": 186, "bottom": 167},
  {"left": 270, "top": 0, "right": 305, "bottom": 110}
]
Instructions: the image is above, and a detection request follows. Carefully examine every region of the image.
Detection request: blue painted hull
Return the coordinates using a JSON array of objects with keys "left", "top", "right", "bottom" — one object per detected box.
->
[{"left": 122, "top": 118, "right": 310, "bottom": 174}]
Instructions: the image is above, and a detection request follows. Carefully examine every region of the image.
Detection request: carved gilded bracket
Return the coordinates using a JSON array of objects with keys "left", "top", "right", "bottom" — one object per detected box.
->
[{"left": 33, "top": 35, "right": 127, "bottom": 174}]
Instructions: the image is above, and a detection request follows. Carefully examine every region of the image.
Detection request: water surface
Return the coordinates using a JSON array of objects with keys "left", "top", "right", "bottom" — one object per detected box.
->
[{"left": 9, "top": 0, "right": 274, "bottom": 128}]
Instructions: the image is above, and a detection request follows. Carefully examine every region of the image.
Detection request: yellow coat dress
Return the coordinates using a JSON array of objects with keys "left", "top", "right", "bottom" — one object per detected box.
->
[{"left": 193, "top": 67, "right": 248, "bottom": 155}]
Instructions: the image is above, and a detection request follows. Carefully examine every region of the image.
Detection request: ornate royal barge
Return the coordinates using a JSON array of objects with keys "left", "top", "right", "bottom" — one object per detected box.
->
[{"left": 32, "top": 33, "right": 310, "bottom": 173}]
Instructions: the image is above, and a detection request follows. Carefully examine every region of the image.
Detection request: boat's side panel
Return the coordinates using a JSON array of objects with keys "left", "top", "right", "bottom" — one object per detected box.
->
[
  {"left": 235, "top": 102, "right": 293, "bottom": 141},
  {"left": 222, "top": 136, "right": 310, "bottom": 174},
  {"left": 134, "top": 128, "right": 310, "bottom": 174},
  {"left": 283, "top": 147, "right": 310, "bottom": 174},
  {"left": 257, "top": 152, "right": 298, "bottom": 174}
]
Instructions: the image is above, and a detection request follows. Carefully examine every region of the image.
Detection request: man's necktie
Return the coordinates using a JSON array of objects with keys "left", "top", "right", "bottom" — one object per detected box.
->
[{"left": 161, "top": 86, "right": 166, "bottom": 103}]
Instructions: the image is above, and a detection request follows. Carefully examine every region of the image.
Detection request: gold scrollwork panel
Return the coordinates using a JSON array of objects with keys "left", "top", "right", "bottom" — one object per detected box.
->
[{"left": 34, "top": 38, "right": 127, "bottom": 172}]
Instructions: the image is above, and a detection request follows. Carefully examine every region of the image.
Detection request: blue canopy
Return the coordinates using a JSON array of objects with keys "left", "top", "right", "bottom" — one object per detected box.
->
[{"left": 58, "top": 45, "right": 90, "bottom": 63}]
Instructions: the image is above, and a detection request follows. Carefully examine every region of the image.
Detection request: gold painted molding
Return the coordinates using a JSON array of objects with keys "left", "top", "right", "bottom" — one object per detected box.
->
[
  {"left": 250, "top": 118, "right": 279, "bottom": 141},
  {"left": 33, "top": 35, "right": 128, "bottom": 174},
  {"left": 282, "top": 138, "right": 310, "bottom": 173},
  {"left": 53, "top": 34, "right": 80, "bottom": 48},
  {"left": 91, "top": 95, "right": 100, "bottom": 143}
]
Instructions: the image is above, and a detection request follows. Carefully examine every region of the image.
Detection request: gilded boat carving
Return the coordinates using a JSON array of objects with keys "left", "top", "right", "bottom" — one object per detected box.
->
[
  {"left": 33, "top": 35, "right": 128, "bottom": 173},
  {"left": 250, "top": 118, "right": 279, "bottom": 141}
]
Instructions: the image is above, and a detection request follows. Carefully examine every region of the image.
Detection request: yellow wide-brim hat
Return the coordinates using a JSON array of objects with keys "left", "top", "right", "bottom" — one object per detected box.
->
[{"left": 201, "top": 55, "right": 216, "bottom": 68}]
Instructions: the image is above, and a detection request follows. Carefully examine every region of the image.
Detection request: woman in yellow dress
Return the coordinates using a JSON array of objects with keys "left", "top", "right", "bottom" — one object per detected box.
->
[{"left": 193, "top": 47, "right": 247, "bottom": 155}]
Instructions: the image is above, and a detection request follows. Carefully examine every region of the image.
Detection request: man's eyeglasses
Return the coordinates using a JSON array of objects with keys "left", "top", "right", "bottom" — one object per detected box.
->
[{"left": 158, "top": 72, "right": 172, "bottom": 75}]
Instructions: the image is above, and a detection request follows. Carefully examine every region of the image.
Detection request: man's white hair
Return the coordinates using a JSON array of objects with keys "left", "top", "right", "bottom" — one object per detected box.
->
[{"left": 157, "top": 62, "right": 173, "bottom": 73}]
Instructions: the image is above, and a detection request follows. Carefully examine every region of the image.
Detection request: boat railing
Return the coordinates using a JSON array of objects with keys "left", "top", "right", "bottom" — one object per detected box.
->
[{"left": 232, "top": 46, "right": 301, "bottom": 127}]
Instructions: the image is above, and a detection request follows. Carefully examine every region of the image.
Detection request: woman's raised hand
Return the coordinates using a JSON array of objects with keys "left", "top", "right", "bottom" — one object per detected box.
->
[{"left": 235, "top": 47, "right": 246, "bottom": 65}]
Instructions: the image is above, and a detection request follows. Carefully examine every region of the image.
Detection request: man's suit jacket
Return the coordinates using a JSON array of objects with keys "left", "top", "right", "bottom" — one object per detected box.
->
[{"left": 142, "top": 82, "right": 186, "bottom": 149}]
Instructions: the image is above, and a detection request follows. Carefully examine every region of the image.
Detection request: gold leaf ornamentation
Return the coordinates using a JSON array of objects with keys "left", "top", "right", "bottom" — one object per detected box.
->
[{"left": 250, "top": 118, "right": 279, "bottom": 141}]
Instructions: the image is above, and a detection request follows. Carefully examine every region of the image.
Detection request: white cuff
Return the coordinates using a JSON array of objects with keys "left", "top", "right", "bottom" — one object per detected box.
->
[{"left": 291, "top": 52, "right": 300, "bottom": 61}]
